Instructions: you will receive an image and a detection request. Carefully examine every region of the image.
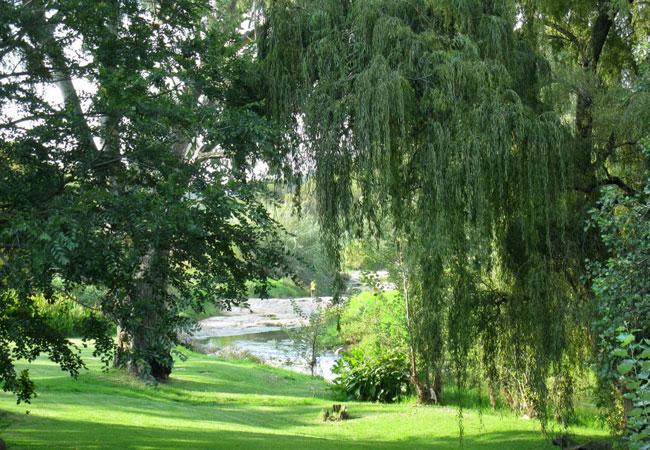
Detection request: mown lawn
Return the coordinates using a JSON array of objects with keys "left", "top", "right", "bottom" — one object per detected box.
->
[{"left": 0, "top": 344, "right": 607, "bottom": 449}]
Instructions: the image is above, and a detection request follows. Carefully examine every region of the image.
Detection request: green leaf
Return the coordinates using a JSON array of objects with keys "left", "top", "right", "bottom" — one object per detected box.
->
[
  {"left": 618, "top": 360, "right": 636, "bottom": 375},
  {"left": 617, "top": 333, "right": 635, "bottom": 346}
]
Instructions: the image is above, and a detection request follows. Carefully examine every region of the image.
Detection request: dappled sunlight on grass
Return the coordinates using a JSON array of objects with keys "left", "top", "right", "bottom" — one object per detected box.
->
[{"left": 0, "top": 345, "right": 607, "bottom": 449}]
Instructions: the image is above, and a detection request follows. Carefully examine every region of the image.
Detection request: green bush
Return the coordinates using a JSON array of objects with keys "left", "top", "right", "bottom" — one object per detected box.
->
[
  {"left": 182, "top": 302, "right": 224, "bottom": 322},
  {"left": 340, "top": 290, "right": 408, "bottom": 353},
  {"left": 332, "top": 347, "right": 412, "bottom": 403},
  {"left": 612, "top": 330, "right": 650, "bottom": 450},
  {"left": 247, "top": 277, "right": 308, "bottom": 298},
  {"left": 266, "top": 278, "right": 309, "bottom": 298},
  {"left": 332, "top": 290, "right": 412, "bottom": 402},
  {"left": 588, "top": 175, "right": 650, "bottom": 439},
  {"left": 35, "top": 282, "right": 114, "bottom": 337}
]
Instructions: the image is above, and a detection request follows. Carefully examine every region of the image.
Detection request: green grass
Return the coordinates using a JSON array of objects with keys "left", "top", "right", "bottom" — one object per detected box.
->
[
  {"left": 182, "top": 302, "right": 225, "bottom": 322},
  {"left": 0, "top": 344, "right": 607, "bottom": 449},
  {"left": 263, "top": 278, "right": 309, "bottom": 298}
]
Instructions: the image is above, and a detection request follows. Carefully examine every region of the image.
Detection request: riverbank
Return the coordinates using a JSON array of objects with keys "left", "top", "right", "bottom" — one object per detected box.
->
[
  {"left": 0, "top": 343, "right": 607, "bottom": 449},
  {"left": 193, "top": 297, "right": 332, "bottom": 339},
  {"left": 191, "top": 297, "right": 340, "bottom": 380}
]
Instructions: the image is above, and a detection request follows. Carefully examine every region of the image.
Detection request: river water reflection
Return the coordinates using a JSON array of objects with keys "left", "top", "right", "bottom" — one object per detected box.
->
[{"left": 195, "top": 328, "right": 339, "bottom": 381}]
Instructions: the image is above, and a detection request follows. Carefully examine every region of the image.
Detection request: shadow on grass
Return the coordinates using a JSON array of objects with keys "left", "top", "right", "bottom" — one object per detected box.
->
[
  {"left": 440, "top": 385, "right": 607, "bottom": 430},
  {"left": 42, "top": 395, "right": 328, "bottom": 430},
  {"left": 28, "top": 367, "right": 331, "bottom": 411},
  {"left": 1, "top": 413, "right": 568, "bottom": 450},
  {"left": 164, "top": 375, "right": 331, "bottom": 400}
]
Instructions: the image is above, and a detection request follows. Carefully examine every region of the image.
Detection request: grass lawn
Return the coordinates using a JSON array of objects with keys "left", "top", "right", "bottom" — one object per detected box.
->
[{"left": 0, "top": 344, "right": 607, "bottom": 449}]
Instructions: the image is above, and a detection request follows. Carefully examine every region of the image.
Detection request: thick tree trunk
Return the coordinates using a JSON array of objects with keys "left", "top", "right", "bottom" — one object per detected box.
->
[
  {"left": 574, "top": 3, "right": 613, "bottom": 195},
  {"left": 110, "top": 250, "right": 173, "bottom": 381},
  {"left": 114, "top": 315, "right": 172, "bottom": 381},
  {"left": 129, "top": 251, "right": 173, "bottom": 381}
]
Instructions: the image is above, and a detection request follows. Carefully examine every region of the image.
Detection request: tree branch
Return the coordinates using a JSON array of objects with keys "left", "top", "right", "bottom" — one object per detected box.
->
[
  {"left": 590, "top": 3, "right": 614, "bottom": 70},
  {"left": 194, "top": 150, "right": 226, "bottom": 162},
  {"left": 544, "top": 20, "right": 583, "bottom": 52},
  {"left": 25, "top": 0, "right": 99, "bottom": 154},
  {"left": 602, "top": 162, "right": 637, "bottom": 196},
  {"left": 613, "top": 140, "right": 637, "bottom": 149},
  {"left": 602, "top": 175, "right": 637, "bottom": 196}
]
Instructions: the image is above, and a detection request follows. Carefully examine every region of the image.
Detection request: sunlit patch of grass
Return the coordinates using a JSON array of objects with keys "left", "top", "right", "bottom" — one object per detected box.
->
[{"left": 0, "top": 342, "right": 608, "bottom": 449}]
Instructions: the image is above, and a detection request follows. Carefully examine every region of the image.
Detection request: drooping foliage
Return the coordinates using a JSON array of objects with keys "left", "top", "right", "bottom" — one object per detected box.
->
[
  {"left": 266, "top": 181, "right": 337, "bottom": 295},
  {"left": 519, "top": 1, "right": 650, "bottom": 437},
  {"left": 334, "top": 290, "right": 412, "bottom": 403},
  {"left": 588, "top": 156, "right": 650, "bottom": 435},
  {"left": 260, "top": 0, "right": 586, "bottom": 424},
  {"left": 0, "top": 0, "right": 292, "bottom": 401}
]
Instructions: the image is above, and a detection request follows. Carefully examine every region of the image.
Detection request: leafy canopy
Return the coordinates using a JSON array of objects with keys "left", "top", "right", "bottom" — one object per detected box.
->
[
  {"left": 1, "top": 0, "right": 292, "bottom": 400},
  {"left": 260, "top": 0, "right": 581, "bottom": 424}
]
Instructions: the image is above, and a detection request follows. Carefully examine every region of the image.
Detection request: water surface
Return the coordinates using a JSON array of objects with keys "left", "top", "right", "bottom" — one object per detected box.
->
[{"left": 196, "top": 329, "right": 339, "bottom": 381}]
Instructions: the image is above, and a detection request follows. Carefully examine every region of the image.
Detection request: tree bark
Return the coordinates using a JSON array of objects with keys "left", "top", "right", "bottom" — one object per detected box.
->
[
  {"left": 574, "top": 2, "right": 614, "bottom": 194},
  {"left": 114, "top": 325, "right": 128, "bottom": 368},
  {"left": 129, "top": 249, "right": 173, "bottom": 381},
  {"left": 25, "top": 0, "right": 99, "bottom": 155},
  {"left": 399, "top": 245, "right": 435, "bottom": 403}
]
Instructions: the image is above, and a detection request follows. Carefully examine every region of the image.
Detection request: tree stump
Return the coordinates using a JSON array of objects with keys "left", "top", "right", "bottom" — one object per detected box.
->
[{"left": 322, "top": 404, "right": 350, "bottom": 421}]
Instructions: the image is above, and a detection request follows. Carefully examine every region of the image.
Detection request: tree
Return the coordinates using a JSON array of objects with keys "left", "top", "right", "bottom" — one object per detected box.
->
[
  {"left": 522, "top": 0, "right": 649, "bottom": 198},
  {"left": 522, "top": 0, "right": 650, "bottom": 432},
  {"left": 266, "top": 181, "right": 337, "bottom": 296},
  {"left": 288, "top": 299, "right": 332, "bottom": 376},
  {"left": 259, "top": 0, "right": 587, "bottom": 424},
  {"left": 588, "top": 149, "right": 649, "bottom": 438},
  {"left": 1, "top": 0, "right": 292, "bottom": 401}
]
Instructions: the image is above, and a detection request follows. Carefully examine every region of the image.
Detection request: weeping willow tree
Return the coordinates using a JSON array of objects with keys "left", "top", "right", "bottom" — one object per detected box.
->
[{"left": 259, "top": 0, "right": 589, "bottom": 426}]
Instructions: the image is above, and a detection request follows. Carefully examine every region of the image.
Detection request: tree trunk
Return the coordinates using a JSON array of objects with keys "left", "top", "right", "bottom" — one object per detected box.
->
[
  {"left": 574, "top": 3, "right": 613, "bottom": 195},
  {"left": 431, "top": 369, "right": 443, "bottom": 404},
  {"left": 109, "top": 250, "right": 172, "bottom": 381},
  {"left": 114, "top": 325, "right": 128, "bottom": 368},
  {"left": 131, "top": 251, "right": 172, "bottom": 381},
  {"left": 399, "top": 245, "right": 436, "bottom": 403},
  {"left": 113, "top": 307, "right": 172, "bottom": 381}
]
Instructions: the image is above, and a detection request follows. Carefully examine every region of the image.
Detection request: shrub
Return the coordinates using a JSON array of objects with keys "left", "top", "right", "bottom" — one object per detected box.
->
[
  {"left": 588, "top": 176, "right": 650, "bottom": 440},
  {"left": 333, "top": 290, "right": 412, "bottom": 402},
  {"left": 340, "top": 290, "right": 408, "bottom": 352},
  {"left": 34, "top": 295, "right": 91, "bottom": 337},
  {"left": 612, "top": 330, "right": 650, "bottom": 450},
  {"left": 35, "top": 281, "right": 114, "bottom": 337},
  {"left": 332, "top": 347, "right": 412, "bottom": 403},
  {"left": 246, "top": 278, "right": 308, "bottom": 298}
]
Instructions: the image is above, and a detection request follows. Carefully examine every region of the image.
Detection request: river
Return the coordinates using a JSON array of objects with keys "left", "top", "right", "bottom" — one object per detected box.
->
[{"left": 191, "top": 297, "right": 340, "bottom": 381}]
